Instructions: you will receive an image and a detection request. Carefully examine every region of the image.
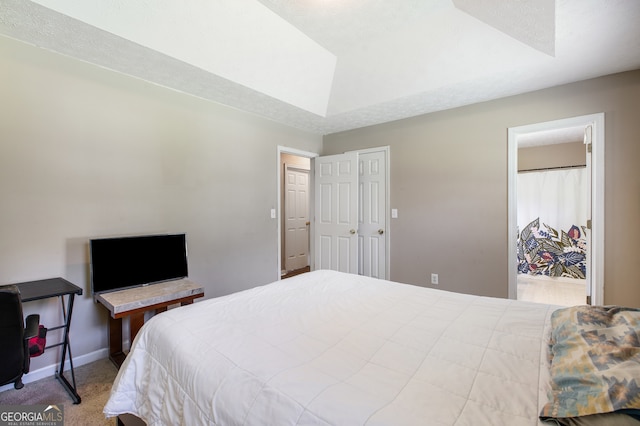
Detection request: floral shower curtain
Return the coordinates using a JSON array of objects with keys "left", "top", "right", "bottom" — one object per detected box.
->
[{"left": 517, "top": 168, "right": 588, "bottom": 279}]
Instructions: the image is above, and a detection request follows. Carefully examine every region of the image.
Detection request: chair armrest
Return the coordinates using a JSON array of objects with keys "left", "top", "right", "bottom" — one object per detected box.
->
[{"left": 24, "top": 314, "right": 40, "bottom": 339}]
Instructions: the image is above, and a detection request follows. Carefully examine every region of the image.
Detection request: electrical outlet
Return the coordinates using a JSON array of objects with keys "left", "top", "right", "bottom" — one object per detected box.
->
[{"left": 431, "top": 273, "right": 439, "bottom": 285}]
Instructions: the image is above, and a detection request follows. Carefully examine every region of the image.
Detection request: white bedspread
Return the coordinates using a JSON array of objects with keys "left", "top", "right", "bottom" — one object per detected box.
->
[{"left": 104, "top": 270, "right": 557, "bottom": 425}]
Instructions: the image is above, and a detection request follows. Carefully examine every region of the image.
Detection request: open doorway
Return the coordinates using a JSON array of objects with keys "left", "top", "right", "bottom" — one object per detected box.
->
[
  {"left": 516, "top": 134, "right": 587, "bottom": 306},
  {"left": 277, "top": 147, "right": 318, "bottom": 279},
  {"left": 507, "top": 113, "right": 605, "bottom": 305},
  {"left": 281, "top": 154, "right": 311, "bottom": 278}
]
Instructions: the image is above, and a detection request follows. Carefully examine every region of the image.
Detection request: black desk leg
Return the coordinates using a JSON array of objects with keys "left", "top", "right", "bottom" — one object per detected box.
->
[{"left": 55, "top": 294, "right": 81, "bottom": 404}]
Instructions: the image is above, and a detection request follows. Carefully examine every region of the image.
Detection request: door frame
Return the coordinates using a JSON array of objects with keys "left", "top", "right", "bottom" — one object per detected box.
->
[
  {"left": 277, "top": 146, "right": 319, "bottom": 279},
  {"left": 507, "top": 113, "right": 605, "bottom": 304}
]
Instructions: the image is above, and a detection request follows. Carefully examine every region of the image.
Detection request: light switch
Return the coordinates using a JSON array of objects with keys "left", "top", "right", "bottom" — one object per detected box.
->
[
  {"left": 270, "top": 209, "right": 277, "bottom": 219},
  {"left": 391, "top": 209, "right": 398, "bottom": 219}
]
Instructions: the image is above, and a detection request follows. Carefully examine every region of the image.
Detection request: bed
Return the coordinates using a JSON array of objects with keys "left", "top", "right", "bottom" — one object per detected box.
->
[{"left": 104, "top": 270, "right": 640, "bottom": 425}]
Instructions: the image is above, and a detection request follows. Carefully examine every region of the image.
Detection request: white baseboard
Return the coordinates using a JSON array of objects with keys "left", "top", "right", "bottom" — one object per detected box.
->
[{"left": 0, "top": 348, "right": 109, "bottom": 393}]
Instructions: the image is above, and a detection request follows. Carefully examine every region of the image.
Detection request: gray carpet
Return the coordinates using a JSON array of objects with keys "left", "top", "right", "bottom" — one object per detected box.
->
[{"left": 0, "top": 357, "right": 118, "bottom": 425}]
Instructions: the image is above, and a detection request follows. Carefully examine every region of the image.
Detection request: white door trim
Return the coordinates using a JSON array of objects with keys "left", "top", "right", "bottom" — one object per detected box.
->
[
  {"left": 277, "top": 146, "right": 318, "bottom": 281},
  {"left": 507, "top": 113, "right": 605, "bottom": 304}
]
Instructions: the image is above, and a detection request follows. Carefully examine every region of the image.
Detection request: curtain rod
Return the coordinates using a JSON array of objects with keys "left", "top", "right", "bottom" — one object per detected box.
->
[{"left": 518, "top": 164, "right": 586, "bottom": 173}]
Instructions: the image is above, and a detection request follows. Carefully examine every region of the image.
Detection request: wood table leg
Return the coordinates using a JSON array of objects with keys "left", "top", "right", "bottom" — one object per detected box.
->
[
  {"left": 108, "top": 316, "right": 126, "bottom": 368},
  {"left": 129, "top": 312, "right": 145, "bottom": 344}
]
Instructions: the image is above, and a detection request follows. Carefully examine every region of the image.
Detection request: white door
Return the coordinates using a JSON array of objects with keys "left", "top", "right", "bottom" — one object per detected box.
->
[
  {"left": 314, "top": 152, "right": 358, "bottom": 273},
  {"left": 358, "top": 151, "right": 386, "bottom": 278},
  {"left": 284, "top": 165, "right": 310, "bottom": 272}
]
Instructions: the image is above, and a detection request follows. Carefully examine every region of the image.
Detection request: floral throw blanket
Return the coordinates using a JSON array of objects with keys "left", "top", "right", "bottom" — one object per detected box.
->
[
  {"left": 517, "top": 218, "right": 587, "bottom": 279},
  {"left": 541, "top": 305, "right": 640, "bottom": 422}
]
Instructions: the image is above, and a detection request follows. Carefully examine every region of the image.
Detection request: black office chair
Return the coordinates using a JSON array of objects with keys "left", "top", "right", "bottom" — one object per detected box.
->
[{"left": 0, "top": 284, "right": 40, "bottom": 389}]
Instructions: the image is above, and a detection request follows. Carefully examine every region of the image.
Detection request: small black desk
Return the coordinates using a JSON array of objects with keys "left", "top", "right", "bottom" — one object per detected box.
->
[{"left": 14, "top": 278, "right": 83, "bottom": 404}]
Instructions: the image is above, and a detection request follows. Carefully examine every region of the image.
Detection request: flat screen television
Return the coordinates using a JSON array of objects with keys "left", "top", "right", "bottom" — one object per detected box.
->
[{"left": 90, "top": 233, "right": 188, "bottom": 295}]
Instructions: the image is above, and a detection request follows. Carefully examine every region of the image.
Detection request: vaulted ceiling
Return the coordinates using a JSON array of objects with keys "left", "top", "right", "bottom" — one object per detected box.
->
[{"left": 2, "top": 0, "right": 639, "bottom": 135}]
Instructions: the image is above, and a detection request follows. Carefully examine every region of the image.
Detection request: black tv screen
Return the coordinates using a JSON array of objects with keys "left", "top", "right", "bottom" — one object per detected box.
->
[{"left": 90, "top": 233, "right": 188, "bottom": 294}]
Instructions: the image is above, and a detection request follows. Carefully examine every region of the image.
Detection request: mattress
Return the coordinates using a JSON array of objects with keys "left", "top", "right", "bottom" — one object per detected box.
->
[{"left": 104, "top": 270, "right": 558, "bottom": 425}]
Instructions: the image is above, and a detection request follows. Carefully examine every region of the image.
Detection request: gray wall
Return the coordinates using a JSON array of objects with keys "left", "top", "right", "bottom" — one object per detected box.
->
[
  {"left": 519, "top": 142, "right": 585, "bottom": 171},
  {"left": 2, "top": 31, "right": 639, "bottom": 381},
  {"left": 324, "top": 70, "right": 640, "bottom": 307},
  {"left": 0, "top": 36, "right": 322, "bottom": 373}
]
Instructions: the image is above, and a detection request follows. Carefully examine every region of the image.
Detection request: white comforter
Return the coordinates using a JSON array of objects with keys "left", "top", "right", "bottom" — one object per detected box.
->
[{"left": 104, "top": 270, "right": 557, "bottom": 425}]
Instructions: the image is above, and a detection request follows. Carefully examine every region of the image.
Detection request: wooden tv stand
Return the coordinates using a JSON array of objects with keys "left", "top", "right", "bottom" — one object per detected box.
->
[{"left": 95, "top": 279, "right": 204, "bottom": 368}]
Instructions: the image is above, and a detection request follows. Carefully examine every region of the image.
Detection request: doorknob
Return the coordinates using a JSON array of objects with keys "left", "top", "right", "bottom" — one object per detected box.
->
[
  {"left": 350, "top": 229, "right": 356, "bottom": 234},
  {"left": 378, "top": 229, "right": 384, "bottom": 235}
]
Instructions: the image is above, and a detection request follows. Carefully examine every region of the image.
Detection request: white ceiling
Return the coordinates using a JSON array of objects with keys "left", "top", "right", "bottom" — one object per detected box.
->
[{"left": 1, "top": 0, "right": 639, "bottom": 135}]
